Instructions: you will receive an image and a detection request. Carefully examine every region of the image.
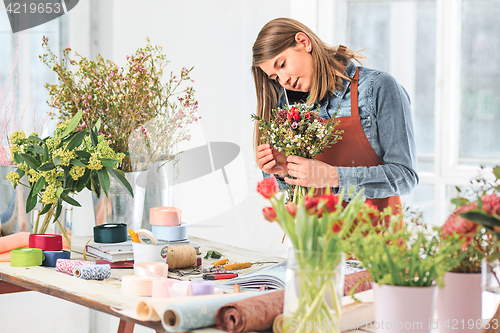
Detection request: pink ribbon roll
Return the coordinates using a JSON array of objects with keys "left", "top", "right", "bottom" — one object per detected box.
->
[
  {"left": 152, "top": 278, "right": 180, "bottom": 298},
  {"left": 56, "top": 259, "right": 95, "bottom": 275},
  {"left": 149, "top": 207, "right": 182, "bottom": 226},
  {"left": 191, "top": 280, "right": 215, "bottom": 296},
  {"left": 29, "top": 234, "right": 63, "bottom": 251},
  {"left": 169, "top": 281, "right": 193, "bottom": 298},
  {"left": 134, "top": 262, "right": 169, "bottom": 278},
  {"left": 121, "top": 275, "right": 156, "bottom": 296}
]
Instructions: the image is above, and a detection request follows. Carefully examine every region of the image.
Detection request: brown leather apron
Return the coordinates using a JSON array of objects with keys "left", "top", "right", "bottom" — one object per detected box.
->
[{"left": 314, "top": 68, "right": 401, "bottom": 214}]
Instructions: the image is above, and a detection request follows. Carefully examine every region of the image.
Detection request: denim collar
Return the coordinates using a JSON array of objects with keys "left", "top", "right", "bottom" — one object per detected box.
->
[{"left": 317, "top": 61, "right": 357, "bottom": 116}]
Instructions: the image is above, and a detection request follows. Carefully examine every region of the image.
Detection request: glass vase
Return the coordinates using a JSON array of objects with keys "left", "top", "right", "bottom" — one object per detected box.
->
[{"left": 283, "top": 248, "right": 345, "bottom": 333}]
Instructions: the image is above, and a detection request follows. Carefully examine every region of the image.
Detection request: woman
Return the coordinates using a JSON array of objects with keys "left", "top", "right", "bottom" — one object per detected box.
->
[{"left": 253, "top": 18, "right": 418, "bottom": 212}]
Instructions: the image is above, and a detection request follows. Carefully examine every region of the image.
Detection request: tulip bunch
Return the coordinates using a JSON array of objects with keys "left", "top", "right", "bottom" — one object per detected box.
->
[{"left": 252, "top": 102, "right": 343, "bottom": 203}]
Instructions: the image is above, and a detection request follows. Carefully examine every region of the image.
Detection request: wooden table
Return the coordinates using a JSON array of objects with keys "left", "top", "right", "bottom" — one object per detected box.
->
[{"left": 0, "top": 236, "right": 286, "bottom": 333}]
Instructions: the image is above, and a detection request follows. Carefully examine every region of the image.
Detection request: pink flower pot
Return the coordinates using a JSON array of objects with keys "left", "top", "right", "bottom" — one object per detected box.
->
[
  {"left": 436, "top": 272, "right": 482, "bottom": 333},
  {"left": 372, "top": 283, "right": 437, "bottom": 332}
]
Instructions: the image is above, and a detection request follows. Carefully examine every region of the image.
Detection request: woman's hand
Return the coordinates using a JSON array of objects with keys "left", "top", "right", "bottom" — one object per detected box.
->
[
  {"left": 255, "top": 143, "right": 288, "bottom": 178},
  {"left": 285, "top": 155, "right": 339, "bottom": 188}
]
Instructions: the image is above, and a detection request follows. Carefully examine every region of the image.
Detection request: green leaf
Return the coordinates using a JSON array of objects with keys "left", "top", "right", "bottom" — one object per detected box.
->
[
  {"left": 76, "top": 169, "right": 91, "bottom": 192},
  {"left": 26, "top": 187, "right": 38, "bottom": 213},
  {"left": 60, "top": 194, "right": 81, "bottom": 207},
  {"left": 75, "top": 150, "right": 91, "bottom": 159},
  {"left": 32, "top": 176, "right": 46, "bottom": 196},
  {"left": 27, "top": 145, "right": 44, "bottom": 155},
  {"left": 43, "top": 143, "right": 49, "bottom": 162},
  {"left": 99, "top": 158, "right": 119, "bottom": 167},
  {"left": 27, "top": 135, "right": 42, "bottom": 143},
  {"left": 40, "top": 203, "right": 52, "bottom": 215},
  {"left": 70, "top": 159, "right": 86, "bottom": 167},
  {"left": 61, "top": 110, "right": 83, "bottom": 137},
  {"left": 94, "top": 118, "right": 102, "bottom": 132},
  {"left": 13, "top": 153, "right": 22, "bottom": 165},
  {"left": 66, "top": 129, "right": 88, "bottom": 151},
  {"left": 19, "top": 153, "right": 40, "bottom": 169},
  {"left": 56, "top": 187, "right": 64, "bottom": 198},
  {"left": 98, "top": 168, "right": 110, "bottom": 196},
  {"left": 451, "top": 198, "right": 469, "bottom": 207},
  {"left": 90, "top": 127, "right": 98, "bottom": 148},
  {"left": 494, "top": 166, "right": 500, "bottom": 180},
  {"left": 54, "top": 199, "right": 63, "bottom": 221},
  {"left": 53, "top": 156, "right": 62, "bottom": 166},
  {"left": 106, "top": 167, "right": 134, "bottom": 197},
  {"left": 38, "top": 161, "right": 56, "bottom": 171},
  {"left": 460, "top": 211, "right": 500, "bottom": 229},
  {"left": 15, "top": 168, "right": 25, "bottom": 179}
]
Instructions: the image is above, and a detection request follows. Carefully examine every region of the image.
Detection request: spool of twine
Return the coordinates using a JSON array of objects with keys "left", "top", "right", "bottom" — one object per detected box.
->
[{"left": 167, "top": 245, "right": 197, "bottom": 269}]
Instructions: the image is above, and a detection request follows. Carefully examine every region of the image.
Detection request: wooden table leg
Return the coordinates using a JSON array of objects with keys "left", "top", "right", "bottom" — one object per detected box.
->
[
  {"left": 117, "top": 319, "right": 135, "bottom": 333},
  {"left": 0, "top": 281, "right": 30, "bottom": 294}
]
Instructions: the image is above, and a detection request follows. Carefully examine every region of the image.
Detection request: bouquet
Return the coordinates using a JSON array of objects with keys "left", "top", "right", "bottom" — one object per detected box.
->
[
  {"left": 6, "top": 110, "right": 132, "bottom": 245},
  {"left": 441, "top": 166, "right": 500, "bottom": 276},
  {"left": 39, "top": 37, "right": 200, "bottom": 173},
  {"left": 252, "top": 103, "right": 343, "bottom": 203},
  {"left": 257, "top": 176, "right": 378, "bottom": 333}
]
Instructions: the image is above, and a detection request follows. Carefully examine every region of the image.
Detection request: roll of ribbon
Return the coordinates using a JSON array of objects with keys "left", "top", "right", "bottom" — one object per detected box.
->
[
  {"left": 169, "top": 281, "right": 193, "bottom": 298},
  {"left": 152, "top": 223, "right": 188, "bottom": 242},
  {"left": 42, "top": 250, "right": 71, "bottom": 267},
  {"left": 10, "top": 248, "right": 44, "bottom": 267},
  {"left": 135, "top": 229, "right": 158, "bottom": 244},
  {"left": 56, "top": 259, "right": 96, "bottom": 275},
  {"left": 152, "top": 278, "right": 180, "bottom": 298},
  {"left": 74, "top": 264, "right": 111, "bottom": 280},
  {"left": 121, "top": 275, "right": 155, "bottom": 296},
  {"left": 93, "top": 223, "right": 128, "bottom": 243},
  {"left": 191, "top": 281, "right": 215, "bottom": 296},
  {"left": 150, "top": 207, "right": 182, "bottom": 226},
  {"left": 29, "top": 234, "right": 63, "bottom": 251},
  {"left": 134, "top": 262, "right": 169, "bottom": 278}
]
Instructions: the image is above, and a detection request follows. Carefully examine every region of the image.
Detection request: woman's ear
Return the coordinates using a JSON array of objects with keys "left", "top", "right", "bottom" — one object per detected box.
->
[{"left": 295, "top": 32, "right": 312, "bottom": 52}]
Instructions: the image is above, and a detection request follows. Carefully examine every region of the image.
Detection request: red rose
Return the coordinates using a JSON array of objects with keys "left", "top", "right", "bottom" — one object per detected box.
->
[
  {"left": 257, "top": 176, "right": 279, "bottom": 199},
  {"left": 263, "top": 206, "right": 277, "bottom": 222},
  {"left": 287, "top": 106, "right": 301, "bottom": 123}
]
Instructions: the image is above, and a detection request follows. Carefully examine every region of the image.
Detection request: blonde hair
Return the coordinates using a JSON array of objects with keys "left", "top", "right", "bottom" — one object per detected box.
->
[{"left": 252, "top": 17, "right": 364, "bottom": 151}]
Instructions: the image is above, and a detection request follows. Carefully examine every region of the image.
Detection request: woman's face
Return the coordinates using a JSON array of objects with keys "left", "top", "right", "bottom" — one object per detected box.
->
[{"left": 258, "top": 33, "right": 313, "bottom": 93}]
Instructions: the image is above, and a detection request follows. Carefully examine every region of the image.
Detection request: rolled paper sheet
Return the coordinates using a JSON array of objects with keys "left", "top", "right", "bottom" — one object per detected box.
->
[
  {"left": 215, "top": 290, "right": 285, "bottom": 332},
  {"left": 161, "top": 293, "right": 260, "bottom": 332},
  {"left": 150, "top": 207, "right": 182, "bottom": 226},
  {"left": 74, "top": 264, "right": 111, "bottom": 280},
  {"left": 166, "top": 245, "right": 197, "bottom": 269},
  {"left": 0, "top": 252, "right": 13, "bottom": 262},
  {"left": 121, "top": 275, "right": 155, "bottom": 296},
  {"left": 42, "top": 250, "right": 71, "bottom": 267},
  {"left": 134, "top": 262, "right": 169, "bottom": 278},
  {"left": 272, "top": 314, "right": 283, "bottom": 333},
  {"left": 152, "top": 278, "right": 180, "bottom": 299},
  {"left": 56, "top": 259, "right": 95, "bottom": 275},
  {"left": 0, "top": 232, "right": 29, "bottom": 253},
  {"left": 29, "top": 234, "right": 63, "bottom": 251},
  {"left": 152, "top": 224, "right": 188, "bottom": 242},
  {"left": 344, "top": 271, "right": 372, "bottom": 296},
  {"left": 169, "top": 281, "right": 193, "bottom": 298},
  {"left": 190, "top": 281, "right": 215, "bottom": 296}
]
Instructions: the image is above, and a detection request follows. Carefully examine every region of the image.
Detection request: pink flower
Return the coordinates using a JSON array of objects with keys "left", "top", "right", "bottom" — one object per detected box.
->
[
  {"left": 441, "top": 202, "right": 479, "bottom": 251},
  {"left": 263, "top": 206, "right": 277, "bottom": 222},
  {"left": 256, "top": 176, "right": 279, "bottom": 199},
  {"left": 481, "top": 194, "right": 500, "bottom": 216}
]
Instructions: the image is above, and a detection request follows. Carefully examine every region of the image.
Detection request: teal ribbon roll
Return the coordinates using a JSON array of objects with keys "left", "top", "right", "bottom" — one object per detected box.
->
[{"left": 93, "top": 223, "right": 128, "bottom": 243}]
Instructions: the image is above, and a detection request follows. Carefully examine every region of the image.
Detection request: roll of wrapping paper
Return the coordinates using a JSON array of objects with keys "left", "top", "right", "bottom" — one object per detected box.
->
[
  {"left": 152, "top": 224, "right": 188, "bottom": 242},
  {"left": 93, "top": 223, "right": 128, "bottom": 243},
  {"left": 56, "top": 259, "right": 96, "bottom": 275},
  {"left": 0, "top": 232, "right": 30, "bottom": 253},
  {"left": 215, "top": 289, "right": 284, "bottom": 332},
  {"left": 166, "top": 245, "right": 197, "bottom": 269},
  {"left": 10, "top": 248, "right": 44, "bottom": 267},
  {"left": 29, "top": 234, "right": 63, "bottom": 251},
  {"left": 74, "top": 264, "right": 111, "bottom": 280},
  {"left": 42, "top": 250, "right": 71, "bottom": 267},
  {"left": 161, "top": 293, "right": 261, "bottom": 332},
  {"left": 150, "top": 207, "right": 182, "bottom": 226}
]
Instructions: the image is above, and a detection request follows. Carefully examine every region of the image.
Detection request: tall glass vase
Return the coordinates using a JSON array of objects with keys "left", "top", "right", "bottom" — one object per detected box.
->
[
  {"left": 283, "top": 249, "right": 345, "bottom": 333},
  {"left": 0, "top": 165, "right": 32, "bottom": 236}
]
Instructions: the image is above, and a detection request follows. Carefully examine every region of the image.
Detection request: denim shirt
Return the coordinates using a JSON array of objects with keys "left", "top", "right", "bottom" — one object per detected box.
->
[{"left": 264, "top": 61, "right": 419, "bottom": 199}]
